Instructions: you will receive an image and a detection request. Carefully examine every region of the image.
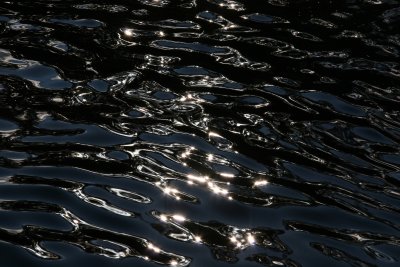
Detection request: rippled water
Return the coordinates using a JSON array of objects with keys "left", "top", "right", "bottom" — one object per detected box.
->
[{"left": 0, "top": 0, "right": 400, "bottom": 266}]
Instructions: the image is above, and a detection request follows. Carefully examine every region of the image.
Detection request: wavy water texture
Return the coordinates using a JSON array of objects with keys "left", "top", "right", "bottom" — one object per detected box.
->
[{"left": 0, "top": 0, "right": 400, "bottom": 266}]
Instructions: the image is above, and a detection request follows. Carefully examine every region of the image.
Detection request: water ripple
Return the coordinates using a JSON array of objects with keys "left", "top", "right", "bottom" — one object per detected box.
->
[{"left": 1, "top": 0, "right": 400, "bottom": 266}]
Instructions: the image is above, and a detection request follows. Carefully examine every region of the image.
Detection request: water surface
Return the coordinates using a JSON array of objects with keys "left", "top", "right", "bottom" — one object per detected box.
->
[{"left": 0, "top": 1, "right": 400, "bottom": 266}]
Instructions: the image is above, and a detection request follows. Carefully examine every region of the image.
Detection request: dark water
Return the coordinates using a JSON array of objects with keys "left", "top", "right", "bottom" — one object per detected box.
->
[{"left": 0, "top": 0, "right": 400, "bottom": 266}]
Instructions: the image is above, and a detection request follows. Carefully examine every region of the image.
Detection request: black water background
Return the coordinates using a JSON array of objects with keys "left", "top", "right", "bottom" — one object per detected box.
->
[{"left": 0, "top": 0, "right": 400, "bottom": 266}]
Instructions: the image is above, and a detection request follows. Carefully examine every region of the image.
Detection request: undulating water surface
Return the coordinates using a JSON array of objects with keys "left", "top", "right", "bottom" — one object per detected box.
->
[{"left": 0, "top": 0, "right": 400, "bottom": 266}]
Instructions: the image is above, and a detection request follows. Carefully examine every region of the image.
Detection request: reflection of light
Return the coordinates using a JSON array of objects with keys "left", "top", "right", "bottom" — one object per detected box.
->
[
  {"left": 180, "top": 94, "right": 193, "bottom": 102},
  {"left": 351, "top": 233, "right": 367, "bottom": 242},
  {"left": 247, "top": 233, "right": 255, "bottom": 245},
  {"left": 194, "top": 235, "right": 202, "bottom": 243},
  {"left": 158, "top": 31, "right": 165, "bottom": 37},
  {"left": 162, "top": 187, "right": 182, "bottom": 201},
  {"left": 181, "top": 151, "right": 190, "bottom": 158},
  {"left": 229, "top": 236, "right": 242, "bottom": 248},
  {"left": 172, "top": 214, "right": 186, "bottom": 222},
  {"left": 131, "top": 149, "right": 140, "bottom": 156},
  {"left": 148, "top": 243, "right": 160, "bottom": 253},
  {"left": 51, "top": 97, "right": 63, "bottom": 103},
  {"left": 207, "top": 154, "right": 214, "bottom": 161},
  {"left": 187, "top": 174, "right": 208, "bottom": 183},
  {"left": 170, "top": 260, "right": 178, "bottom": 266},
  {"left": 124, "top": 29, "right": 134, "bottom": 37},
  {"left": 72, "top": 152, "right": 88, "bottom": 158},
  {"left": 160, "top": 214, "right": 168, "bottom": 222},
  {"left": 220, "top": 172, "right": 235, "bottom": 178},
  {"left": 254, "top": 180, "right": 269, "bottom": 186},
  {"left": 208, "top": 182, "right": 228, "bottom": 195},
  {"left": 164, "top": 187, "right": 178, "bottom": 194},
  {"left": 223, "top": 24, "right": 237, "bottom": 30},
  {"left": 208, "top": 131, "right": 222, "bottom": 138}
]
